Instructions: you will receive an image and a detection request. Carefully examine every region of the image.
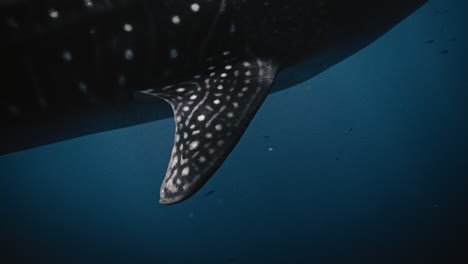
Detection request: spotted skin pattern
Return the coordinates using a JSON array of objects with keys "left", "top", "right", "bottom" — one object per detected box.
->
[
  {"left": 2, "top": 0, "right": 428, "bottom": 204},
  {"left": 144, "top": 59, "right": 277, "bottom": 204},
  {"left": 2, "top": 0, "right": 278, "bottom": 204}
]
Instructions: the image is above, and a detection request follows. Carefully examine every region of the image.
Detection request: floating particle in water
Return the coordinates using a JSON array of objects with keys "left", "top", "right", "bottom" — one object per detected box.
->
[{"left": 268, "top": 147, "right": 274, "bottom": 151}]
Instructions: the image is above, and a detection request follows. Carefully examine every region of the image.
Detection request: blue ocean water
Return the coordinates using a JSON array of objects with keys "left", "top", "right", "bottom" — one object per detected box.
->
[{"left": 1, "top": 0, "right": 467, "bottom": 263}]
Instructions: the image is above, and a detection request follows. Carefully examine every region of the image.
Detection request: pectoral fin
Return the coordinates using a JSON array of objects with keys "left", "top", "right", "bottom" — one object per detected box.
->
[{"left": 144, "top": 58, "right": 278, "bottom": 204}]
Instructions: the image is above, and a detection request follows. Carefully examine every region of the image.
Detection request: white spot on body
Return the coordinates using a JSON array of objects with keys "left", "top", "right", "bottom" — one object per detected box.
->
[
  {"left": 230, "top": 23, "right": 236, "bottom": 33},
  {"left": 220, "top": 73, "right": 227, "bottom": 78},
  {"left": 213, "top": 99, "right": 220, "bottom": 105},
  {"left": 182, "top": 167, "right": 190, "bottom": 176},
  {"left": 206, "top": 133, "right": 213, "bottom": 139},
  {"left": 79, "top": 82, "right": 88, "bottom": 93},
  {"left": 49, "top": 9, "right": 59, "bottom": 19},
  {"left": 190, "top": 3, "right": 200, "bottom": 12},
  {"left": 183, "top": 106, "right": 190, "bottom": 112},
  {"left": 176, "top": 87, "right": 185, "bottom": 92},
  {"left": 170, "top": 48, "right": 178, "bottom": 59},
  {"left": 171, "top": 156, "right": 179, "bottom": 168},
  {"left": 124, "top": 49, "right": 134, "bottom": 60},
  {"left": 166, "top": 180, "right": 177, "bottom": 192},
  {"left": 225, "top": 65, "right": 232, "bottom": 70},
  {"left": 190, "top": 95, "right": 198, "bottom": 100},
  {"left": 172, "top": 16, "right": 181, "bottom": 24},
  {"left": 215, "top": 124, "right": 223, "bottom": 131},
  {"left": 117, "top": 74, "right": 126, "bottom": 86},
  {"left": 63, "top": 50, "right": 72, "bottom": 61},
  {"left": 190, "top": 141, "right": 199, "bottom": 150},
  {"left": 123, "top": 23, "right": 133, "bottom": 32},
  {"left": 84, "top": 0, "right": 94, "bottom": 7},
  {"left": 197, "top": 115, "right": 206, "bottom": 121}
]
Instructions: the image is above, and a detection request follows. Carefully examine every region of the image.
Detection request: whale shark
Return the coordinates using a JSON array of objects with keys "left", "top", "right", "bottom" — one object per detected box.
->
[{"left": 1, "top": 0, "right": 427, "bottom": 204}]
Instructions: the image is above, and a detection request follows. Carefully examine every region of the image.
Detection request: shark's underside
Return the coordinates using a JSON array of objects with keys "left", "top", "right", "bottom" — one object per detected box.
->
[{"left": 1, "top": 0, "right": 427, "bottom": 204}]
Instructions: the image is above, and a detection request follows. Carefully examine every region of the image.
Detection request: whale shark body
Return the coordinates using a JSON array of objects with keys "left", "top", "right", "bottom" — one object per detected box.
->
[{"left": 1, "top": 0, "right": 427, "bottom": 204}]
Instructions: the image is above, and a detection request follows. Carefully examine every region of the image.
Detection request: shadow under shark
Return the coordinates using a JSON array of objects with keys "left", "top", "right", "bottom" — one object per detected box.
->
[{"left": 1, "top": 0, "right": 427, "bottom": 204}]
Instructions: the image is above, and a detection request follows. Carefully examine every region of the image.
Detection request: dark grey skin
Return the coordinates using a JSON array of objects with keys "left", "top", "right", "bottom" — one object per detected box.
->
[{"left": 1, "top": 0, "right": 427, "bottom": 204}]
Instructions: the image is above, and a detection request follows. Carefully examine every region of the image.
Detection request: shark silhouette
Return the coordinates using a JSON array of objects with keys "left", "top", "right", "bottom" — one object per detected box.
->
[{"left": 1, "top": 0, "right": 427, "bottom": 204}]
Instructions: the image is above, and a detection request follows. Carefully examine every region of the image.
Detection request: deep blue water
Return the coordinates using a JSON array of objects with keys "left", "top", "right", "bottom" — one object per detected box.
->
[{"left": 1, "top": 0, "right": 467, "bottom": 263}]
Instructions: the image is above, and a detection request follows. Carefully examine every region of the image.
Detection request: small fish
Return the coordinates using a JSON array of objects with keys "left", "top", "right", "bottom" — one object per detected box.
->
[{"left": 203, "top": 190, "right": 215, "bottom": 197}]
